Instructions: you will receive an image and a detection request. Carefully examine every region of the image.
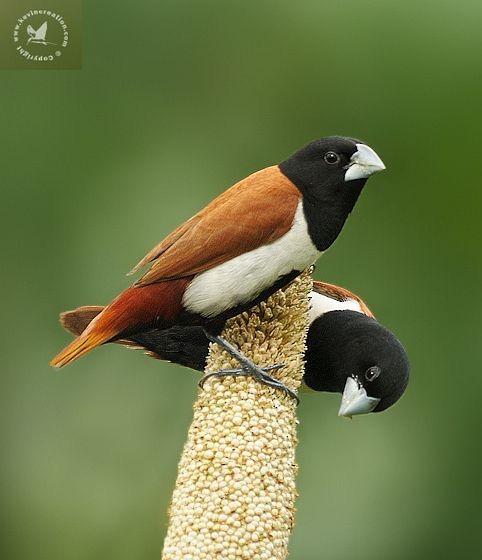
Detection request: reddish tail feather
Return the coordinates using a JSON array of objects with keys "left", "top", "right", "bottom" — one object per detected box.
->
[
  {"left": 60, "top": 306, "right": 104, "bottom": 336},
  {"left": 50, "top": 278, "right": 191, "bottom": 368}
]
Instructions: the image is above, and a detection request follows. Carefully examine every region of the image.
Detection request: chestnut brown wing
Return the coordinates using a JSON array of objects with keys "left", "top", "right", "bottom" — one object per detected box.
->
[
  {"left": 130, "top": 166, "right": 301, "bottom": 285},
  {"left": 312, "top": 280, "right": 375, "bottom": 318}
]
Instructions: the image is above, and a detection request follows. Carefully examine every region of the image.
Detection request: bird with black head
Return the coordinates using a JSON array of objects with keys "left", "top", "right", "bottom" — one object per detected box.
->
[
  {"left": 51, "top": 137, "right": 385, "bottom": 400},
  {"left": 58, "top": 281, "right": 409, "bottom": 416}
]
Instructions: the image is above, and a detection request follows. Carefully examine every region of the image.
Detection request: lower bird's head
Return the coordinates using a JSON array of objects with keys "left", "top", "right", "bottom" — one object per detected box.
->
[{"left": 304, "top": 310, "right": 410, "bottom": 418}]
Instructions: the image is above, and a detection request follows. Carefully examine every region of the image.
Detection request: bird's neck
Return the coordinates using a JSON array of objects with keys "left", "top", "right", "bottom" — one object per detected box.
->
[
  {"left": 279, "top": 162, "right": 366, "bottom": 251},
  {"left": 303, "top": 312, "right": 362, "bottom": 394},
  {"left": 300, "top": 180, "right": 365, "bottom": 251}
]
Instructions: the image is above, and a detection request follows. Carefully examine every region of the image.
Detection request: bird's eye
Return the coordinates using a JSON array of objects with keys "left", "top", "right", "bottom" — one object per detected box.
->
[
  {"left": 365, "top": 366, "right": 381, "bottom": 382},
  {"left": 324, "top": 151, "right": 341, "bottom": 165}
]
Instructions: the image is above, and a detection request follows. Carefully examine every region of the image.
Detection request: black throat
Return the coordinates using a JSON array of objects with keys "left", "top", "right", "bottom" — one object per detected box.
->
[{"left": 279, "top": 162, "right": 366, "bottom": 251}]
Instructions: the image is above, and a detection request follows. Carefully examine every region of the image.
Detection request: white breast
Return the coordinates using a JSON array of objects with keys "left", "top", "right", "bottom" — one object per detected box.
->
[
  {"left": 183, "top": 201, "right": 321, "bottom": 318},
  {"left": 308, "top": 291, "right": 362, "bottom": 324}
]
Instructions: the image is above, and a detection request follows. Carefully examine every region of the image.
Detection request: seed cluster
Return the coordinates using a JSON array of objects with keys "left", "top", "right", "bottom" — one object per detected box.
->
[{"left": 162, "top": 270, "right": 312, "bottom": 560}]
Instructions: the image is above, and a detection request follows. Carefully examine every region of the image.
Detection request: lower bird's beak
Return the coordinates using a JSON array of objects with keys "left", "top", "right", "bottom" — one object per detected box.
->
[
  {"left": 338, "top": 377, "right": 380, "bottom": 418},
  {"left": 344, "top": 143, "right": 386, "bottom": 182}
]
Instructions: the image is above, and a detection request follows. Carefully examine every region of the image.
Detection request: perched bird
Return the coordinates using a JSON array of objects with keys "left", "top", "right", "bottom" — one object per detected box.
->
[
  {"left": 59, "top": 281, "right": 409, "bottom": 417},
  {"left": 304, "top": 282, "right": 409, "bottom": 416},
  {"left": 50, "top": 136, "right": 385, "bottom": 397}
]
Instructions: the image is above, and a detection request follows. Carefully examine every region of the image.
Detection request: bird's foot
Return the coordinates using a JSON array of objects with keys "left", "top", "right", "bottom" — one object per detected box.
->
[
  {"left": 199, "top": 364, "right": 283, "bottom": 387},
  {"left": 200, "top": 330, "right": 299, "bottom": 404},
  {"left": 199, "top": 364, "right": 299, "bottom": 403}
]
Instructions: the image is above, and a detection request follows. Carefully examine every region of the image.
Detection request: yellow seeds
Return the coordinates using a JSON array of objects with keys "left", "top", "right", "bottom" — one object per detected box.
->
[{"left": 162, "top": 270, "right": 312, "bottom": 560}]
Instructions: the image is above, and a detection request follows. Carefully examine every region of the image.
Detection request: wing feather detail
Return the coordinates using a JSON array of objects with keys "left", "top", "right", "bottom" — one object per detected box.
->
[
  {"left": 312, "top": 280, "right": 375, "bottom": 318},
  {"left": 130, "top": 166, "right": 301, "bottom": 286}
]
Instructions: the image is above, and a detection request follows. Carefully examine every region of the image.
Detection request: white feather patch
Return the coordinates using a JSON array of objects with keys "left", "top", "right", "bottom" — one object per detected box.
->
[
  {"left": 308, "top": 291, "right": 362, "bottom": 324},
  {"left": 183, "top": 201, "right": 321, "bottom": 318}
]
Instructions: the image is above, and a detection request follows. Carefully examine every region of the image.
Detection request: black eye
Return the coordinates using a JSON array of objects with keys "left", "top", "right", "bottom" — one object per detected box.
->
[
  {"left": 324, "top": 151, "right": 341, "bottom": 165},
  {"left": 365, "top": 366, "right": 381, "bottom": 382}
]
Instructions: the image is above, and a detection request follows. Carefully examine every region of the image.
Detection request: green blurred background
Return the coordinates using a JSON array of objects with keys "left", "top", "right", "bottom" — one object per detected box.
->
[{"left": 1, "top": 1, "right": 481, "bottom": 558}]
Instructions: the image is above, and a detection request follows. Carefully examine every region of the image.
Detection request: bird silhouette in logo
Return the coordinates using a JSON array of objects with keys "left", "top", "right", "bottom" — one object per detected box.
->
[{"left": 27, "top": 22, "right": 56, "bottom": 46}]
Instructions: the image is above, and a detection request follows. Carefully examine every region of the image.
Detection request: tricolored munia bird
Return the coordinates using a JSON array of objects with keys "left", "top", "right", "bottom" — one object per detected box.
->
[
  {"left": 50, "top": 136, "right": 386, "bottom": 399},
  {"left": 59, "top": 282, "right": 410, "bottom": 417},
  {"left": 304, "top": 282, "right": 409, "bottom": 416}
]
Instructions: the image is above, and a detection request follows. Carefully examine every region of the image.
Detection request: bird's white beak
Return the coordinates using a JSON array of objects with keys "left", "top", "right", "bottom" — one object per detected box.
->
[
  {"left": 338, "top": 377, "right": 381, "bottom": 418},
  {"left": 344, "top": 143, "right": 386, "bottom": 182}
]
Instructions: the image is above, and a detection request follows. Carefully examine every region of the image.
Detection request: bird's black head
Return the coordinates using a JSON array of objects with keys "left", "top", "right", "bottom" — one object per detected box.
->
[
  {"left": 304, "top": 310, "right": 409, "bottom": 417},
  {"left": 279, "top": 136, "right": 385, "bottom": 251}
]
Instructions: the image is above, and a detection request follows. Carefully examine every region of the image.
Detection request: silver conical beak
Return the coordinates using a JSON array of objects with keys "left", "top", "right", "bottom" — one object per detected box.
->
[
  {"left": 338, "top": 377, "right": 381, "bottom": 418},
  {"left": 345, "top": 143, "right": 386, "bottom": 182}
]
